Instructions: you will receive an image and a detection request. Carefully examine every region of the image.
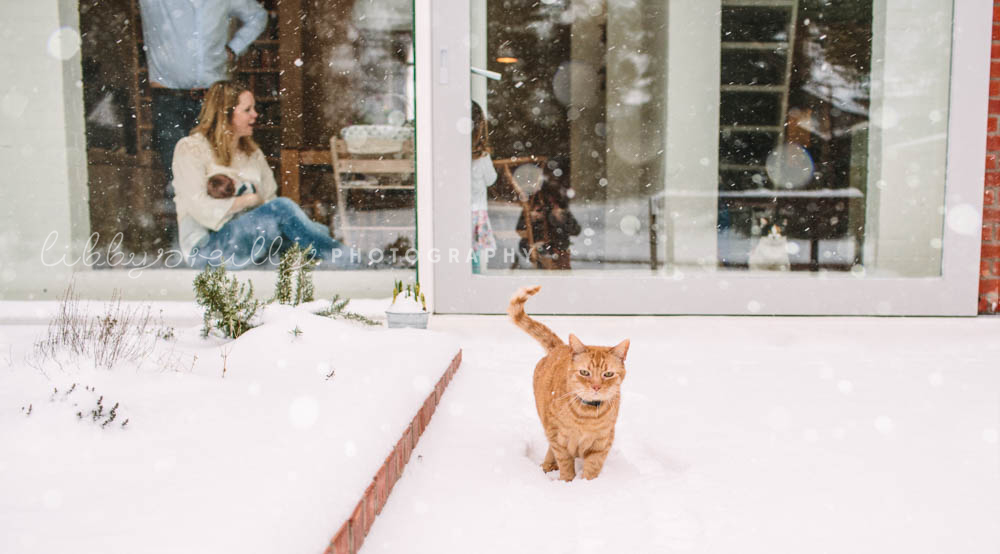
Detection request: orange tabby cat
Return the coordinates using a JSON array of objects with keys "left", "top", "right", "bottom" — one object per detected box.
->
[{"left": 508, "top": 285, "right": 630, "bottom": 481}]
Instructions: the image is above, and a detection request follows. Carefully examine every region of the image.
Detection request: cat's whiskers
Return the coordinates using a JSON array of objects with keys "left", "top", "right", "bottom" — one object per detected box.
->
[
  {"left": 555, "top": 390, "right": 577, "bottom": 402},
  {"left": 553, "top": 390, "right": 582, "bottom": 411}
]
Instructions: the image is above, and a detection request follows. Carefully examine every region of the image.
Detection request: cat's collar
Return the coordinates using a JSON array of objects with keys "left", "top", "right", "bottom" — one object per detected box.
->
[{"left": 579, "top": 397, "right": 602, "bottom": 407}]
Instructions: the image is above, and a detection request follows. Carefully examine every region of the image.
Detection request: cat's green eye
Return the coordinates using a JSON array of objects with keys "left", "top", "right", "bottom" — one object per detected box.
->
[
  {"left": 603, "top": 371, "right": 614, "bottom": 379},
  {"left": 579, "top": 369, "right": 591, "bottom": 377}
]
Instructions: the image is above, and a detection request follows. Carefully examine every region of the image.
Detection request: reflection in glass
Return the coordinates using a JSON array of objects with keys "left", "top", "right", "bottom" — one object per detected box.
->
[
  {"left": 474, "top": 0, "right": 951, "bottom": 278},
  {"left": 718, "top": 1, "right": 871, "bottom": 272},
  {"left": 514, "top": 156, "right": 582, "bottom": 270},
  {"left": 476, "top": 0, "right": 664, "bottom": 271},
  {"left": 79, "top": 0, "right": 416, "bottom": 270},
  {"left": 471, "top": 101, "right": 499, "bottom": 274}
]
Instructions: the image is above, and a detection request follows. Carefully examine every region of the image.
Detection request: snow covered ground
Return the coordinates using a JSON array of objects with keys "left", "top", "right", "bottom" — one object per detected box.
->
[
  {"left": 0, "top": 298, "right": 458, "bottom": 554},
  {"left": 2, "top": 299, "right": 998, "bottom": 554},
  {"left": 365, "top": 314, "right": 1000, "bottom": 554}
]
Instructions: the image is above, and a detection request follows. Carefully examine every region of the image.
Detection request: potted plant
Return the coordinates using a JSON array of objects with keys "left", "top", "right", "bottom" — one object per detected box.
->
[{"left": 385, "top": 280, "right": 429, "bottom": 329}]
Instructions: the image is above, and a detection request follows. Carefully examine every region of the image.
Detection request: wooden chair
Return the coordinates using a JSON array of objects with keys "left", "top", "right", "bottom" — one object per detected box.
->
[
  {"left": 329, "top": 137, "right": 415, "bottom": 245},
  {"left": 491, "top": 156, "right": 548, "bottom": 269}
]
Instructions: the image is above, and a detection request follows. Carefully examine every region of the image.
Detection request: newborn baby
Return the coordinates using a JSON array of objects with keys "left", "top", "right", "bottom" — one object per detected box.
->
[{"left": 206, "top": 173, "right": 256, "bottom": 199}]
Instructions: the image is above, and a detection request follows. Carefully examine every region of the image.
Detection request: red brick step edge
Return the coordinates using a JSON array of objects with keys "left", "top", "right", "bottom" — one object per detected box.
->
[{"left": 325, "top": 350, "right": 462, "bottom": 554}]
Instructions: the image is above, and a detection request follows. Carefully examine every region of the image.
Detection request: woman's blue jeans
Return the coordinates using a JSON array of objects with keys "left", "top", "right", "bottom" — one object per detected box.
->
[{"left": 189, "top": 198, "right": 355, "bottom": 269}]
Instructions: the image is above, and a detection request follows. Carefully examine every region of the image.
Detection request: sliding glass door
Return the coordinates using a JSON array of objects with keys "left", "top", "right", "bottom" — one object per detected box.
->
[{"left": 427, "top": 0, "right": 988, "bottom": 314}]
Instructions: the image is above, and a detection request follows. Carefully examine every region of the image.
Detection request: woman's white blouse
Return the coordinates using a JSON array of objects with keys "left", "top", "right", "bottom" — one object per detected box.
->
[
  {"left": 470, "top": 154, "right": 497, "bottom": 212},
  {"left": 172, "top": 134, "right": 278, "bottom": 256}
]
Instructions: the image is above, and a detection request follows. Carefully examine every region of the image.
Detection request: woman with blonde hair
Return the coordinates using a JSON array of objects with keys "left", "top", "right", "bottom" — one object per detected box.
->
[{"left": 172, "top": 80, "right": 350, "bottom": 268}]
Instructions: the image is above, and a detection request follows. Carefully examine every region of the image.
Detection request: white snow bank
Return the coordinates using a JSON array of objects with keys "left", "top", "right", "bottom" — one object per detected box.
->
[{"left": 0, "top": 301, "right": 459, "bottom": 554}]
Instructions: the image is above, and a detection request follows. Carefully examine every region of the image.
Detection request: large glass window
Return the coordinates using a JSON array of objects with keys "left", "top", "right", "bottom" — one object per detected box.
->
[
  {"left": 718, "top": 1, "right": 871, "bottom": 272},
  {"left": 469, "top": 0, "right": 951, "bottom": 278},
  {"left": 78, "top": 0, "right": 415, "bottom": 270}
]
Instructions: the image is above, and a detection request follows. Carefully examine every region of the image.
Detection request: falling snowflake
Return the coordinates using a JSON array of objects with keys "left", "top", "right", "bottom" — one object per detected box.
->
[
  {"left": 288, "top": 396, "right": 319, "bottom": 429},
  {"left": 874, "top": 416, "right": 895, "bottom": 435}
]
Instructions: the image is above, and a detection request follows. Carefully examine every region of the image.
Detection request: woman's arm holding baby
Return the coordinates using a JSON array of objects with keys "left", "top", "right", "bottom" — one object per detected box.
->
[
  {"left": 227, "top": 193, "right": 262, "bottom": 214},
  {"left": 173, "top": 137, "right": 239, "bottom": 231}
]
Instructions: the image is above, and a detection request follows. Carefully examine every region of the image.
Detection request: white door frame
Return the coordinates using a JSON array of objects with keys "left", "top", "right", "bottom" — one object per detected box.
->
[{"left": 423, "top": 0, "right": 990, "bottom": 315}]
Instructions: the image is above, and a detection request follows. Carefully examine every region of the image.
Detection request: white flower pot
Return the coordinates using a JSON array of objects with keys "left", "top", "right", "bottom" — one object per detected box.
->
[{"left": 385, "top": 310, "right": 429, "bottom": 329}]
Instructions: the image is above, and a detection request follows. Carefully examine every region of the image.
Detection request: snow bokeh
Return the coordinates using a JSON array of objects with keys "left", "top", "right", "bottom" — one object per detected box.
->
[
  {"left": 455, "top": 116, "right": 473, "bottom": 135},
  {"left": 288, "top": 395, "right": 320, "bottom": 429},
  {"left": 946, "top": 203, "right": 981, "bottom": 236},
  {"left": 46, "top": 27, "right": 81, "bottom": 61}
]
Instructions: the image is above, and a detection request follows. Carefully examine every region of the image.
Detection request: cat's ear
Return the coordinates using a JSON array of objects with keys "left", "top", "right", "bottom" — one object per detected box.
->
[
  {"left": 568, "top": 334, "right": 586, "bottom": 354},
  {"left": 610, "top": 339, "right": 630, "bottom": 360}
]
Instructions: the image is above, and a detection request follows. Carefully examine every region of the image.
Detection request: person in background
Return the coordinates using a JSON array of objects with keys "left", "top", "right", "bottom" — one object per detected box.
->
[
  {"left": 138, "top": 0, "right": 268, "bottom": 237},
  {"left": 470, "top": 101, "right": 498, "bottom": 274},
  {"left": 516, "top": 155, "right": 581, "bottom": 270},
  {"left": 172, "top": 81, "right": 349, "bottom": 269}
]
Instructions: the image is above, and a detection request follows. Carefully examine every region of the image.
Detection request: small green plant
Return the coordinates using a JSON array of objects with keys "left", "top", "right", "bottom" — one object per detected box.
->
[
  {"left": 316, "top": 294, "right": 380, "bottom": 326},
  {"left": 78, "top": 393, "right": 123, "bottom": 429},
  {"left": 273, "top": 244, "right": 318, "bottom": 306},
  {"left": 391, "top": 280, "right": 427, "bottom": 311},
  {"left": 41, "top": 383, "right": 131, "bottom": 430},
  {"left": 289, "top": 325, "right": 304, "bottom": 338},
  {"left": 193, "top": 266, "right": 262, "bottom": 339}
]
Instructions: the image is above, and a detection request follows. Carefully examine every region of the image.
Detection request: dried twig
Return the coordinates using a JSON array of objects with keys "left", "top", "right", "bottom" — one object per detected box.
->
[{"left": 219, "top": 347, "right": 232, "bottom": 379}]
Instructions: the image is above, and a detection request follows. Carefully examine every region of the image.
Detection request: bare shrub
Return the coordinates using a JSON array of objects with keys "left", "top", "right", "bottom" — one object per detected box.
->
[
  {"left": 154, "top": 347, "right": 196, "bottom": 374},
  {"left": 34, "top": 284, "right": 159, "bottom": 370}
]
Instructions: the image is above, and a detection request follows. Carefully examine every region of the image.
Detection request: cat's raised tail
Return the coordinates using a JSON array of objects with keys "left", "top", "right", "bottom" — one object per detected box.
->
[{"left": 508, "top": 286, "right": 563, "bottom": 352}]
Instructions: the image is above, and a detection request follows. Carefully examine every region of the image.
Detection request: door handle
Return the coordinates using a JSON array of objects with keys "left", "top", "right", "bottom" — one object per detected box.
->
[
  {"left": 471, "top": 66, "right": 501, "bottom": 81},
  {"left": 439, "top": 49, "right": 449, "bottom": 84}
]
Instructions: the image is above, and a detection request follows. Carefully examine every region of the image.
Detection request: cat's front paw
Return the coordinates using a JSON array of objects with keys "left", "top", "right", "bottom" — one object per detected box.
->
[
  {"left": 541, "top": 460, "right": 558, "bottom": 472},
  {"left": 582, "top": 458, "right": 604, "bottom": 479}
]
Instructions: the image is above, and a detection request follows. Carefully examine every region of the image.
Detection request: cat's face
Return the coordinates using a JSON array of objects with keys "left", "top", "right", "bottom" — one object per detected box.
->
[{"left": 567, "top": 334, "right": 629, "bottom": 402}]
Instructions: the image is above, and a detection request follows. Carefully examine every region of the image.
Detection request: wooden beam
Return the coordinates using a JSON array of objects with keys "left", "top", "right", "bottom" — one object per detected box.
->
[
  {"left": 277, "top": 0, "right": 303, "bottom": 148},
  {"left": 338, "top": 159, "right": 414, "bottom": 174},
  {"left": 280, "top": 148, "right": 301, "bottom": 202},
  {"left": 298, "top": 149, "right": 331, "bottom": 165}
]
